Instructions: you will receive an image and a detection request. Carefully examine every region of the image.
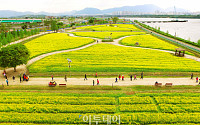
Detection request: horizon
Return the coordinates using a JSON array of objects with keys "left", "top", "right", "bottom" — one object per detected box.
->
[{"left": 0, "top": 0, "right": 199, "bottom": 13}]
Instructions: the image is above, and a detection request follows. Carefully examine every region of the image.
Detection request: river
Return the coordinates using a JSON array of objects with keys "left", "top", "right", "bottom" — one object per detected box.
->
[{"left": 126, "top": 18, "right": 200, "bottom": 43}]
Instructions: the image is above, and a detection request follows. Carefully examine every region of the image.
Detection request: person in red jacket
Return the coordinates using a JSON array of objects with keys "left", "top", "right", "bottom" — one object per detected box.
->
[
  {"left": 97, "top": 79, "right": 99, "bottom": 85},
  {"left": 119, "top": 75, "right": 121, "bottom": 80},
  {"left": 95, "top": 72, "right": 97, "bottom": 78},
  {"left": 122, "top": 75, "right": 124, "bottom": 81}
]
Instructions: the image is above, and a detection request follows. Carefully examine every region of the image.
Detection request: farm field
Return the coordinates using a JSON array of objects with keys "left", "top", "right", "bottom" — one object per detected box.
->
[
  {"left": 120, "top": 34, "right": 180, "bottom": 51},
  {"left": 72, "top": 31, "right": 146, "bottom": 39},
  {"left": 28, "top": 43, "right": 200, "bottom": 73},
  {"left": 76, "top": 24, "right": 142, "bottom": 31},
  {"left": 1, "top": 92, "right": 200, "bottom": 124},
  {"left": 24, "top": 33, "right": 94, "bottom": 58}
]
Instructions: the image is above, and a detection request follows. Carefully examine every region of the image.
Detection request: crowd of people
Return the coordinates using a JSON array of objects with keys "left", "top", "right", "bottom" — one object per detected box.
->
[
  {"left": 1, "top": 71, "right": 29, "bottom": 86},
  {"left": 191, "top": 73, "right": 200, "bottom": 84},
  {"left": 1, "top": 71, "right": 200, "bottom": 86},
  {"left": 115, "top": 72, "right": 144, "bottom": 83}
]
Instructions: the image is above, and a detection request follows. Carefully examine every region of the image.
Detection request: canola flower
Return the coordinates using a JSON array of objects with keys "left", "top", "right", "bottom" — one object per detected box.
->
[
  {"left": 25, "top": 33, "right": 94, "bottom": 58},
  {"left": 29, "top": 44, "right": 200, "bottom": 73},
  {"left": 76, "top": 24, "right": 141, "bottom": 31},
  {"left": 72, "top": 32, "right": 146, "bottom": 39}
]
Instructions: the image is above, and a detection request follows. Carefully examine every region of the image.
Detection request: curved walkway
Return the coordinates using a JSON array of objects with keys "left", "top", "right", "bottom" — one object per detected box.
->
[
  {"left": 108, "top": 36, "right": 200, "bottom": 62},
  {"left": 27, "top": 33, "right": 101, "bottom": 66},
  {"left": 27, "top": 33, "right": 200, "bottom": 66}
]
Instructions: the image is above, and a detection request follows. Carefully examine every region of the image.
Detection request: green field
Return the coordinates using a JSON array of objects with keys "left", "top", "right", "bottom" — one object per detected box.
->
[
  {"left": 0, "top": 90, "right": 200, "bottom": 124},
  {"left": 24, "top": 33, "right": 94, "bottom": 58},
  {"left": 28, "top": 43, "right": 200, "bottom": 73},
  {"left": 76, "top": 24, "right": 141, "bottom": 31},
  {"left": 72, "top": 32, "right": 146, "bottom": 39}
]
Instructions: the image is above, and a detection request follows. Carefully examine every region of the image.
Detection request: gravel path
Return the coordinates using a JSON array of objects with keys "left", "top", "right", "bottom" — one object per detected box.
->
[
  {"left": 0, "top": 77, "right": 199, "bottom": 86},
  {"left": 27, "top": 33, "right": 101, "bottom": 66},
  {"left": 107, "top": 35, "right": 200, "bottom": 62},
  {"left": 27, "top": 33, "right": 199, "bottom": 66},
  {"left": 0, "top": 30, "right": 199, "bottom": 86}
]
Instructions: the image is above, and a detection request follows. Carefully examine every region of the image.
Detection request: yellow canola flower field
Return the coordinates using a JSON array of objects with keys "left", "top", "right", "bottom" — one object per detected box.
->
[
  {"left": 1, "top": 92, "right": 200, "bottom": 124},
  {"left": 159, "top": 104, "right": 200, "bottom": 113},
  {"left": 25, "top": 33, "right": 94, "bottom": 58},
  {"left": 76, "top": 24, "right": 141, "bottom": 31},
  {"left": 72, "top": 32, "right": 146, "bottom": 39},
  {"left": 120, "top": 104, "right": 158, "bottom": 112},
  {"left": 28, "top": 44, "right": 200, "bottom": 73},
  {"left": 0, "top": 104, "right": 116, "bottom": 113},
  {"left": 120, "top": 34, "right": 181, "bottom": 51}
]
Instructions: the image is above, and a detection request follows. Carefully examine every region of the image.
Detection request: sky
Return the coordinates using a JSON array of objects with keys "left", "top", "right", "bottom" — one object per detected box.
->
[{"left": 0, "top": 0, "right": 199, "bottom": 13}]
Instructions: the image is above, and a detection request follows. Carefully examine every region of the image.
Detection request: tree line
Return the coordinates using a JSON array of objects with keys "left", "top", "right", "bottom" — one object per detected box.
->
[{"left": 0, "top": 28, "right": 41, "bottom": 47}]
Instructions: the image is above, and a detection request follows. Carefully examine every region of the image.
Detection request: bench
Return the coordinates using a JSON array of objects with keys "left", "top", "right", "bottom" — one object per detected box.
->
[
  {"left": 155, "top": 83, "right": 162, "bottom": 86},
  {"left": 165, "top": 83, "right": 173, "bottom": 87},
  {"left": 59, "top": 84, "right": 66, "bottom": 87}
]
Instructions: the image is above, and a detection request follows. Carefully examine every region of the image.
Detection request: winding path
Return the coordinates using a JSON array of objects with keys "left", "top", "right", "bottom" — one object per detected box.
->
[
  {"left": 27, "top": 33, "right": 101, "bottom": 66},
  {"left": 27, "top": 32, "right": 200, "bottom": 66}
]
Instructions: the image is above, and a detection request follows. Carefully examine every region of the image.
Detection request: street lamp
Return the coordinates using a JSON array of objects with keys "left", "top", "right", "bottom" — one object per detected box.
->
[{"left": 67, "top": 58, "right": 72, "bottom": 77}]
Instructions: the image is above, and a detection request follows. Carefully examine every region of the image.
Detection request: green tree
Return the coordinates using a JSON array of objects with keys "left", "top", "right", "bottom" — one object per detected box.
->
[
  {"left": 21, "top": 23, "right": 27, "bottom": 29},
  {"left": 57, "top": 22, "right": 64, "bottom": 29},
  {"left": 0, "top": 23, "right": 7, "bottom": 32},
  {"left": 19, "top": 30, "right": 24, "bottom": 39},
  {"left": 198, "top": 39, "right": 200, "bottom": 45},
  {"left": 0, "top": 44, "right": 30, "bottom": 72},
  {"left": 68, "top": 17, "right": 75, "bottom": 23},
  {"left": 51, "top": 20, "right": 57, "bottom": 32},
  {"left": 111, "top": 17, "right": 119, "bottom": 24},
  {"left": 88, "top": 17, "right": 96, "bottom": 24}
]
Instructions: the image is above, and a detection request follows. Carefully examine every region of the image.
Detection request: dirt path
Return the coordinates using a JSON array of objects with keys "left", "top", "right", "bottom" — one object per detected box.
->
[
  {"left": 27, "top": 33, "right": 101, "bottom": 66},
  {"left": 0, "top": 77, "right": 199, "bottom": 86}
]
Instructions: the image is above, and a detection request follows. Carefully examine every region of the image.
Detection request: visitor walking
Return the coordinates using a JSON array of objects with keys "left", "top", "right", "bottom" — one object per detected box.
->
[
  {"left": 20, "top": 76, "right": 22, "bottom": 83},
  {"left": 23, "top": 74, "right": 26, "bottom": 81},
  {"left": 130, "top": 75, "right": 132, "bottom": 81},
  {"left": 122, "top": 75, "right": 124, "bottom": 81},
  {"left": 97, "top": 40, "right": 98, "bottom": 43},
  {"left": 84, "top": 74, "right": 87, "bottom": 80},
  {"left": 199, "top": 79, "right": 200, "bottom": 85},
  {"left": 93, "top": 80, "right": 95, "bottom": 86},
  {"left": 51, "top": 75, "right": 54, "bottom": 81},
  {"left": 95, "top": 72, "right": 97, "bottom": 78},
  {"left": 115, "top": 78, "right": 118, "bottom": 83},
  {"left": 119, "top": 75, "right": 121, "bottom": 80},
  {"left": 134, "top": 75, "right": 137, "bottom": 80},
  {"left": 6, "top": 79, "right": 8, "bottom": 86},
  {"left": 64, "top": 75, "right": 67, "bottom": 82},
  {"left": 191, "top": 73, "right": 193, "bottom": 79},
  {"left": 196, "top": 77, "right": 199, "bottom": 83},
  {"left": 141, "top": 72, "right": 143, "bottom": 79},
  {"left": 12, "top": 76, "right": 15, "bottom": 82},
  {"left": 97, "top": 79, "right": 99, "bottom": 85}
]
